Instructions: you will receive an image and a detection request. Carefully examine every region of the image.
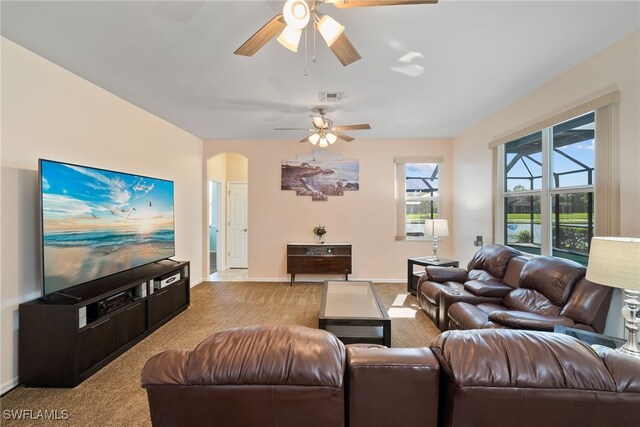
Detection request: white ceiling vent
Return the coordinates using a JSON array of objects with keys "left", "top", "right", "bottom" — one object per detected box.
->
[{"left": 319, "top": 92, "right": 344, "bottom": 102}]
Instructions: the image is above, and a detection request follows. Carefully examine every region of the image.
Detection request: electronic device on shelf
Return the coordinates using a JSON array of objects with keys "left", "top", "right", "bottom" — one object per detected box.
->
[
  {"left": 154, "top": 272, "right": 181, "bottom": 290},
  {"left": 86, "top": 289, "right": 136, "bottom": 321}
]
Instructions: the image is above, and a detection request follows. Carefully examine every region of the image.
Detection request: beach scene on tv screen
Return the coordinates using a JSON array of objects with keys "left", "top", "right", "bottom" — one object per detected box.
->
[{"left": 41, "top": 161, "right": 175, "bottom": 294}]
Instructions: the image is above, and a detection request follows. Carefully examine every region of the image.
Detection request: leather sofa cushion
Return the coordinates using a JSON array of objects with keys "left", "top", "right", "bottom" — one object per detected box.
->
[
  {"left": 476, "top": 303, "right": 510, "bottom": 314},
  {"left": 425, "top": 266, "right": 467, "bottom": 283},
  {"left": 466, "top": 269, "right": 500, "bottom": 284},
  {"left": 502, "top": 256, "right": 527, "bottom": 288},
  {"left": 447, "top": 302, "right": 491, "bottom": 330},
  {"left": 174, "top": 325, "right": 345, "bottom": 387},
  {"left": 463, "top": 280, "right": 512, "bottom": 297},
  {"left": 519, "top": 256, "right": 585, "bottom": 306},
  {"left": 466, "top": 245, "right": 522, "bottom": 281},
  {"left": 560, "top": 277, "right": 613, "bottom": 326},
  {"left": 488, "top": 310, "right": 574, "bottom": 331},
  {"left": 430, "top": 329, "right": 617, "bottom": 391},
  {"left": 504, "top": 288, "right": 562, "bottom": 316}
]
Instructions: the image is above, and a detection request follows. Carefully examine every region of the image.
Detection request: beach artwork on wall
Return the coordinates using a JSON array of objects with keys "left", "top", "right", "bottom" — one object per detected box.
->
[{"left": 281, "top": 150, "right": 359, "bottom": 201}]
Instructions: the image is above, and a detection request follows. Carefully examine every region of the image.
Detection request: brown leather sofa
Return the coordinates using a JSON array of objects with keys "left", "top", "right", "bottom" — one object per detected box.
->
[
  {"left": 431, "top": 328, "right": 640, "bottom": 427},
  {"left": 417, "top": 244, "right": 525, "bottom": 330},
  {"left": 141, "top": 324, "right": 439, "bottom": 427},
  {"left": 417, "top": 245, "right": 612, "bottom": 333},
  {"left": 141, "top": 324, "right": 640, "bottom": 427}
]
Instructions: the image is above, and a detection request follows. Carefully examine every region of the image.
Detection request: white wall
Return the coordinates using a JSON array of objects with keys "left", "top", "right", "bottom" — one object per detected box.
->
[
  {"left": 0, "top": 38, "right": 204, "bottom": 393},
  {"left": 203, "top": 138, "right": 454, "bottom": 281},
  {"left": 452, "top": 31, "right": 640, "bottom": 336}
]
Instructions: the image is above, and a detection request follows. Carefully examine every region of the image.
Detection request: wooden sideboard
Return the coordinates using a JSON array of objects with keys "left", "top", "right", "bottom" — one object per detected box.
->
[{"left": 287, "top": 243, "right": 352, "bottom": 286}]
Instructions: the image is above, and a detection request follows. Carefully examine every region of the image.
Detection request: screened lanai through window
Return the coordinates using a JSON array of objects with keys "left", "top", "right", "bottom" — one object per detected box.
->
[
  {"left": 504, "top": 112, "right": 595, "bottom": 264},
  {"left": 405, "top": 163, "right": 439, "bottom": 237}
]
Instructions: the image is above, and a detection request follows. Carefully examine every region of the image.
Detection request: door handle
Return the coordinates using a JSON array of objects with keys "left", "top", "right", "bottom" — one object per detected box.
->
[{"left": 242, "top": 229, "right": 247, "bottom": 232}]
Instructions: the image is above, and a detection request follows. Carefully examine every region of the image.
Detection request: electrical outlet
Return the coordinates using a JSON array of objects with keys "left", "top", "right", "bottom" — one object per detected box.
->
[{"left": 474, "top": 235, "right": 484, "bottom": 247}]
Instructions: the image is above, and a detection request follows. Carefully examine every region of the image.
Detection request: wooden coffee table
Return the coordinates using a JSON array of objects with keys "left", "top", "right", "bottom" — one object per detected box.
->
[{"left": 318, "top": 280, "right": 391, "bottom": 347}]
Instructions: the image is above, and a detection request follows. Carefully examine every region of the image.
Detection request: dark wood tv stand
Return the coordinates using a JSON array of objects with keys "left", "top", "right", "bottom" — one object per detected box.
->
[{"left": 19, "top": 260, "right": 190, "bottom": 387}]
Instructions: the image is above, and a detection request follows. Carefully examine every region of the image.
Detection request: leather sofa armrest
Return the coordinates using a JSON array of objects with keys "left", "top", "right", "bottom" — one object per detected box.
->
[
  {"left": 346, "top": 346, "right": 439, "bottom": 427},
  {"left": 594, "top": 347, "right": 640, "bottom": 393},
  {"left": 463, "top": 280, "right": 512, "bottom": 297},
  {"left": 438, "top": 291, "right": 504, "bottom": 332},
  {"left": 141, "top": 349, "right": 191, "bottom": 387},
  {"left": 488, "top": 311, "right": 574, "bottom": 331},
  {"left": 426, "top": 266, "right": 468, "bottom": 283}
]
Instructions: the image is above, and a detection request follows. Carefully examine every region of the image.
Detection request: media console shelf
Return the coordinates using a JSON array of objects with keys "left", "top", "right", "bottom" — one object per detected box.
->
[
  {"left": 287, "top": 243, "right": 352, "bottom": 286},
  {"left": 19, "top": 260, "right": 190, "bottom": 387}
]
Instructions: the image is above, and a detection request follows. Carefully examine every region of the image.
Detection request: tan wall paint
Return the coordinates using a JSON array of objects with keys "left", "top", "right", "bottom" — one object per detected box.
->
[
  {"left": 452, "top": 31, "right": 640, "bottom": 336},
  {"left": 0, "top": 38, "right": 204, "bottom": 392},
  {"left": 226, "top": 153, "right": 248, "bottom": 182},
  {"left": 203, "top": 138, "right": 454, "bottom": 281},
  {"left": 207, "top": 153, "right": 227, "bottom": 182}
]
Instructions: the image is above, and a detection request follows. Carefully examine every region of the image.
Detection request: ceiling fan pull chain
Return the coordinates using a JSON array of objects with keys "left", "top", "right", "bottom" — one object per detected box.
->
[
  {"left": 313, "top": 13, "right": 318, "bottom": 63},
  {"left": 304, "top": 25, "right": 309, "bottom": 76}
]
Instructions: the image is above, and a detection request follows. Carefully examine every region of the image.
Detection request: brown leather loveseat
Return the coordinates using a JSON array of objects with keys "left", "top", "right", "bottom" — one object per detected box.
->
[
  {"left": 141, "top": 324, "right": 640, "bottom": 427},
  {"left": 417, "top": 245, "right": 612, "bottom": 333}
]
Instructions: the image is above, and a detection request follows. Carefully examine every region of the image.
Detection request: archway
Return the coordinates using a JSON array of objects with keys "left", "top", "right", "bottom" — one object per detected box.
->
[{"left": 205, "top": 153, "right": 249, "bottom": 279}]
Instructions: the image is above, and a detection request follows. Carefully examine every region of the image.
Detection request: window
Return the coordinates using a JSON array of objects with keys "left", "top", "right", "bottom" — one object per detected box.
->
[
  {"left": 502, "top": 112, "right": 595, "bottom": 264},
  {"left": 395, "top": 158, "right": 442, "bottom": 239}
]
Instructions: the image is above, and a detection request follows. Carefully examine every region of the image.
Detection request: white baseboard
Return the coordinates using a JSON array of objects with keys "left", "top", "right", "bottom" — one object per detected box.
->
[
  {"left": 1, "top": 376, "right": 19, "bottom": 396},
  {"left": 247, "top": 278, "right": 407, "bottom": 284}
]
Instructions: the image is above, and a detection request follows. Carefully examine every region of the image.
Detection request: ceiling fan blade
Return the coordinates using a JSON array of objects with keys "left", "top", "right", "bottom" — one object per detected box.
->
[
  {"left": 332, "top": 131, "right": 355, "bottom": 142},
  {"left": 234, "top": 14, "right": 285, "bottom": 57},
  {"left": 329, "top": 33, "right": 361, "bottom": 66},
  {"left": 330, "top": 0, "right": 438, "bottom": 8},
  {"left": 311, "top": 115, "right": 328, "bottom": 128},
  {"left": 332, "top": 124, "right": 371, "bottom": 131},
  {"left": 274, "top": 127, "right": 313, "bottom": 131},
  {"left": 299, "top": 135, "right": 312, "bottom": 143}
]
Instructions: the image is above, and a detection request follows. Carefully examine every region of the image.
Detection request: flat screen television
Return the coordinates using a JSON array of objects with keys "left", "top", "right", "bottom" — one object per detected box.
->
[{"left": 39, "top": 159, "right": 175, "bottom": 296}]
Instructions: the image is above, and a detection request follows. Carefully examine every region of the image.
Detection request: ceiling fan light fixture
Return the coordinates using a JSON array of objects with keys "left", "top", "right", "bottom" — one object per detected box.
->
[
  {"left": 277, "top": 25, "right": 302, "bottom": 52},
  {"left": 317, "top": 15, "right": 345, "bottom": 47},
  {"left": 282, "top": 0, "right": 310, "bottom": 30},
  {"left": 318, "top": 137, "right": 329, "bottom": 148},
  {"left": 326, "top": 132, "right": 337, "bottom": 144},
  {"left": 309, "top": 133, "right": 321, "bottom": 145}
]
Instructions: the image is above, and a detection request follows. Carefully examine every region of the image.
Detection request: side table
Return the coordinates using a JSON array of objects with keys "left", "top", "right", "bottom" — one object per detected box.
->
[
  {"left": 407, "top": 257, "right": 459, "bottom": 296},
  {"left": 554, "top": 325, "right": 625, "bottom": 350}
]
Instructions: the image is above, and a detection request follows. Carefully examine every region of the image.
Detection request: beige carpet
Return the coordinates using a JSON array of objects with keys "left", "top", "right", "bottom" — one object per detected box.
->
[{"left": 1, "top": 281, "right": 440, "bottom": 426}]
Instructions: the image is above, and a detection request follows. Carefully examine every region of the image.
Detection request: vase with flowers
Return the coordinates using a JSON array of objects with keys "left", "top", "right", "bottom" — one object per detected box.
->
[{"left": 313, "top": 225, "right": 327, "bottom": 244}]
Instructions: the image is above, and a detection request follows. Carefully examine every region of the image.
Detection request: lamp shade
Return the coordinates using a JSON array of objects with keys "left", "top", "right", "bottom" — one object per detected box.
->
[
  {"left": 326, "top": 133, "right": 337, "bottom": 144},
  {"left": 309, "top": 133, "right": 320, "bottom": 145},
  {"left": 317, "top": 15, "right": 345, "bottom": 47},
  {"left": 282, "top": 0, "right": 310, "bottom": 30},
  {"left": 586, "top": 237, "right": 640, "bottom": 290},
  {"left": 277, "top": 26, "right": 302, "bottom": 52},
  {"left": 424, "top": 219, "right": 449, "bottom": 238}
]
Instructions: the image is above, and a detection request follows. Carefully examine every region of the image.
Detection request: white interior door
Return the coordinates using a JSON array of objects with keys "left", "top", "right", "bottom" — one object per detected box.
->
[{"left": 227, "top": 182, "right": 248, "bottom": 268}]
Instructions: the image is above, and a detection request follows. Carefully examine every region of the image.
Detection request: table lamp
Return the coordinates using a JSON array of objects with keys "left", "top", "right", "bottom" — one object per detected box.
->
[
  {"left": 424, "top": 219, "right": 448, "bottom": 262},
  {"left": 586, "top": 237, "right": 640, "bottom": 359}
]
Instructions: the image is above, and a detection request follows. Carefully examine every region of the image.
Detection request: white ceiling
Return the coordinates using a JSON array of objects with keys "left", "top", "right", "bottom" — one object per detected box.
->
[{"left": 2, "top": 1, "right": 639, "bottom": 140}]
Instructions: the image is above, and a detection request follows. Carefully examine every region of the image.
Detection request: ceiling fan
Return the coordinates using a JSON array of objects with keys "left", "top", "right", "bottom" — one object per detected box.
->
[
  {"left": 234, "top": 0, "right": 439, "bottom": 67},
  {"left": 275, "top": 107, "right": 371, "bottom": 147}
]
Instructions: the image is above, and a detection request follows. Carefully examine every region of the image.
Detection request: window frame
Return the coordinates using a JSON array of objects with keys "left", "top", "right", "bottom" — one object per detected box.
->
[
  {"left": 497, "top": 113, "right": 596, "bottom": 264},
  {"left": 395, "top": 157, "right": 443, "bottom": 240}
]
